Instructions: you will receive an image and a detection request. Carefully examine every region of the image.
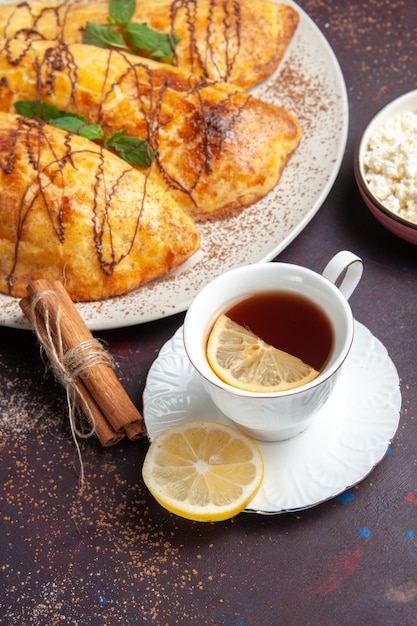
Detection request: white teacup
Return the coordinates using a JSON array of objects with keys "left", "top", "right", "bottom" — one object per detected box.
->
[{"left": 183, "top": 251, "right": 363, "bottom": 442}]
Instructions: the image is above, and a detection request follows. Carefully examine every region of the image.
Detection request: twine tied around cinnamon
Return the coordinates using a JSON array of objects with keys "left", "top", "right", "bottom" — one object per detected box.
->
[{"left": 20, "top": 280, "right": 146, "bottom": 482}]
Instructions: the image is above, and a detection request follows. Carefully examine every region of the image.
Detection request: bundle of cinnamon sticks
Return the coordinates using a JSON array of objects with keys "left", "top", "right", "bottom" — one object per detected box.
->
[{"left": 20, "top": 279, "right": 146, "bottom": 446}]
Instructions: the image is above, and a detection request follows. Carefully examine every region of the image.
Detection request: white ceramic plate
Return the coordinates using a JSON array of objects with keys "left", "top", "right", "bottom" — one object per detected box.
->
[
  {"left": 0, "top": 0, "right": 348, "bottom": 330},
  {"left": 143, "top": 321, "right": 401, "bottom": 514}
]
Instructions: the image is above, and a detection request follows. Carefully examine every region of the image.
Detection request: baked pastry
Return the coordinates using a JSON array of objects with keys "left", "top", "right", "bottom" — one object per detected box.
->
[
  {"left": 0, "top": 112, "right": 200, "bottom": 302},
  {"left": 0, "top": 38, "right": 303, "bottom": 221},
  {"left": 0, "top": 0, "right": 299, "bottom": 90}
]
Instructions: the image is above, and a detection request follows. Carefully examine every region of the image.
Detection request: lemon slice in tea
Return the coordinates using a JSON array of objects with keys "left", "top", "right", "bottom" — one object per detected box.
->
[
  {"left": 142, "top": 421, "right": 264, "bottom": 522},
  {"left": 207, "top": 314, "right": 320, "bottom": 393}
]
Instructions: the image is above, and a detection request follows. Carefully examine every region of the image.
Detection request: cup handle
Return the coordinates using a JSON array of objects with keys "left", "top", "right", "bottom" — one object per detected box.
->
[{"left": 322, "top": 250, "right": 363, "bottom": 300}]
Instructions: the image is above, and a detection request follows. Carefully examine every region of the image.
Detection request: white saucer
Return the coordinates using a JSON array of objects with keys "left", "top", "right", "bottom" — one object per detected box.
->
[{"left": 143, "top": 321, "right": 401, "bottom": 514}]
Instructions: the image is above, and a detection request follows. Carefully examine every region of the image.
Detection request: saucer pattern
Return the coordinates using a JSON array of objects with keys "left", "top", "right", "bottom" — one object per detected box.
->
[{"left": 143, "top": 321, "right": 401, "bottom": 514}]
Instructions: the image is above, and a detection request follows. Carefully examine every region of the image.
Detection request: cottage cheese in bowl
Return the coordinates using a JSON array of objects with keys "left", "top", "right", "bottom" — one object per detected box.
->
[
  {"left": 364, "top": 110, "right": 417, "bottom": 223},
  {"left": 355, "top": 89, "right": 417, "bottom": 244}
]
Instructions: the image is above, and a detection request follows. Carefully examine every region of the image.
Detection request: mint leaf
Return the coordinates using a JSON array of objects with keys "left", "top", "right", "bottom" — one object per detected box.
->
[
  {"left": 14, "top": 100, "right": 154, "bottom": 167},
  {"left": 82, "top": 0, "right": 180, "bottom": 63},
  {"left": 14, "top": 99, "right": 62, "bottom": 120},
  {"left": 104, "top": 130, "right": 154, "bottom": 167},
  {"left": 126, "top": 23, "right": 179, "bottom": 63},
  {"left": 14, "top": 100, "right": 104, "bottom": 141},
  {"left": 83, "top": 21, "right": 128, "bottom": 50},
  {"left": 53, "top": 117, "right": 104, "bottom": 141},
  {"left": 109, "top": 0, "right": 135, "bottom": 25}
]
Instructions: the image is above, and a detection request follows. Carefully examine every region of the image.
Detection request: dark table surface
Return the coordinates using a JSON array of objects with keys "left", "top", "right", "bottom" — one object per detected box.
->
[{"left": 1, "top": 1, "right": 417, "bottom": 624}]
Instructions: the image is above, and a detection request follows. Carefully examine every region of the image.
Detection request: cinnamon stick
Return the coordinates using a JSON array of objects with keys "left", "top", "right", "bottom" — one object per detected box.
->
[
  {"left": 75, "top": 380, "right": 126, "bottom": 447},
  {"left": 20, "top": 279, "right": 146, "bottom": 442},
  {"left": 124, "top": 420, "right": 147, "bottom": 441},
  {"left": 20, "top": 294, "right": 125, "bottom": 447}
]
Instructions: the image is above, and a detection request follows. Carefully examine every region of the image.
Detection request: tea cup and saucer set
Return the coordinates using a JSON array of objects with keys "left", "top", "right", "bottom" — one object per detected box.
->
[{"left": 143, "top": 252, "right": 401, "bottom": 514}]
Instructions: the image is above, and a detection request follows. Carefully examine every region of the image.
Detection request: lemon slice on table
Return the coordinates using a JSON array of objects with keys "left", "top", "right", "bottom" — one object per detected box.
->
[
  {"left": 142, "top": 421, "right": 264, "bottom": 522},
  {"left": 207, "top": 314, "right": 320, "bottom": 393}
]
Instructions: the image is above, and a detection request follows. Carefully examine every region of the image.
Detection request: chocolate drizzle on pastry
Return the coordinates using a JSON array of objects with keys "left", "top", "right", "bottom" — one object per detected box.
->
[
  {"left": 0, "top": 0, "right": 299, "bottom": 90},
  {"left": 2, "top": 115, "right": 143, "bottom": 289},
  {"left": 0, "top": 1, "right": 302, "bottom": 301},
  {"left": 169, "top": 0, "right": 242, "bottom": 83},
  {"left": 0, "top": 37, "right": 302, "bottom": 221},
  {"left": 0, "top": 110, "right": 200, "bottom": 301}
]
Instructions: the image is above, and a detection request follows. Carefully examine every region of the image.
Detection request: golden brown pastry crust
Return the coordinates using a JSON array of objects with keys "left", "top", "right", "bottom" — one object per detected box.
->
[
  {"left": 0, "top": 38, "right": 303, "bottom": 221},
  {"left": 0, "top": 112, "right": 200, "bottom": 302},
  {"left": 0, "top": 0, "right": 299, "bottom": 90}
]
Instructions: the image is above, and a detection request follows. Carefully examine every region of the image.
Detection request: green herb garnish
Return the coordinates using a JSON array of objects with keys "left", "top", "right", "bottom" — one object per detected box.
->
[
  {"left": 83, "top": 22, "right": 128, "bottom": 51},
  {"left": 104, "top": 129, "right": 154, "bottom": 167},
  {"left": 125, "top": 23, "right": 179, "bottom": 63},
  {"left": 83, "top": 0, "right": 179, "bottom": 64},
  {"left": 14, "top": 100, "right": 104, "bottom": 140},
  {"left": 109, "top": 0, "right": 136, "bottom": 25},
  {"left": 15, "top": 99, "right": 62, "bottom": 121},
  {"left": 14, "top": 100, "right": 154, "bottom": 168}
]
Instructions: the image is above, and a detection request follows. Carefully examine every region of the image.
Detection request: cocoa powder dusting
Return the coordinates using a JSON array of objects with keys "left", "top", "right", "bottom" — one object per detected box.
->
[{"left": 260, "top": 54, "right": 331, "bottom": 132}]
